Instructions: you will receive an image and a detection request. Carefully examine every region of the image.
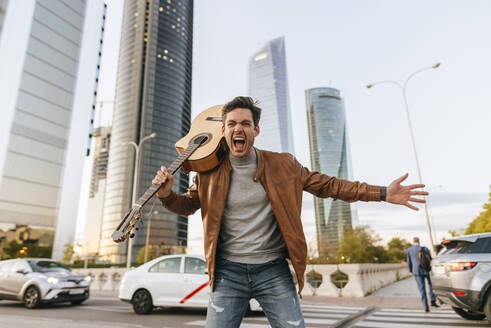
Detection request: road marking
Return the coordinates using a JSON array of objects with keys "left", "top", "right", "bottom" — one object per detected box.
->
[{"left": 0, "top": 314, "right": 146, "bottom": 328}]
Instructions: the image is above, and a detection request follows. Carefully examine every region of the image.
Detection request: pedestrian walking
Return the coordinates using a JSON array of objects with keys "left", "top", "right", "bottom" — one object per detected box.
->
[{"left": 407, "top": 236, "right": 439, "bottom": 312}]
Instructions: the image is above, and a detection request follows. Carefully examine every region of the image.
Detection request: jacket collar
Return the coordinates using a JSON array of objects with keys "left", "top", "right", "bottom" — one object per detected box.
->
[{"left": 222, "top": 147, "right": 265, "bottom": 180}]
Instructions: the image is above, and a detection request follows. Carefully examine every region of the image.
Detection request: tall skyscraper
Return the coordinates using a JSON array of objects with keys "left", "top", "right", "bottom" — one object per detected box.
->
[
  {"left": 0, "top": 0, "right": 106, "bottom": 260},
  {"left": 248, "top": 36, "right": 295, "bottom": 154},
  {"left": 83, "top": 126, "right": 111, "bottom": 257},
  {"left": 98, "top": 0, "right": 193, "bottom": 264},
  {"left": 305, "top": 87, "right": 355, "bottom": 258}
]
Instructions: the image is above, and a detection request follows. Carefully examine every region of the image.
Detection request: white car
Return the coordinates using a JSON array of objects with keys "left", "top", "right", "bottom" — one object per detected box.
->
[
  {"left": 119, "top": 254, "right": 261, "bottom": 314},
  {"left": 0, "top": 258, "right": 90, "bottom": 308}
]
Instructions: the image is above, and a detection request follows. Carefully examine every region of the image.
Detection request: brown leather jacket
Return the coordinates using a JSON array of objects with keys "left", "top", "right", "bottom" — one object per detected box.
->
[{"left": 159, "top": 148, "right": 382, "bottom": 293}]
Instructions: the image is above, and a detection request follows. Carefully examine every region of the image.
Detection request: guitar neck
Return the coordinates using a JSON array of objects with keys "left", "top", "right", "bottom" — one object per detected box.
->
[{"left": 134, "top": 138, "right": 203, "bottom": 208}]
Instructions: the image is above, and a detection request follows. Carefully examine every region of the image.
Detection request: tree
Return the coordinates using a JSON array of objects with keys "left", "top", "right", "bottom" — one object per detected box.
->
[
  {"left": 338, "top": 225, "right": 389, "bottom": 263},
  {"left": 136, "top": 245, "right": 161, "bottom": 265},
  {"left": 1, "top": 241, "right": 52, "bottom": 259},
  {"left": 387, "top": 237, "right": 412, "bottom": 263},
  {"left": 465, "top": 188, "right": 491, "bottom": 234},
  {"left": 62, "top": 243, "right": 75, "bottom": 263}
]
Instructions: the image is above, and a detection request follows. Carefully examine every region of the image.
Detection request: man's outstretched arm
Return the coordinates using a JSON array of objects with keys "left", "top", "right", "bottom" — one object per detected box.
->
[{"left": 386, "top": 173, "right": 428, "bottom": 211}]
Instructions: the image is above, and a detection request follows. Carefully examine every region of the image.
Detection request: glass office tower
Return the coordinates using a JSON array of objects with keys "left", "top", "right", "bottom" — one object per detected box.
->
[
  {"left": 0, "top": 0, "right": 106, "bottom": 260},
  {"left": 248, "top": 36, "right": 295, "bottom": 154},
  {"left": 305, "top": 87, "right": 354, "bottom": 258},
  {"left": 99, "top": 0, "right": 193, "bottom": 264}
]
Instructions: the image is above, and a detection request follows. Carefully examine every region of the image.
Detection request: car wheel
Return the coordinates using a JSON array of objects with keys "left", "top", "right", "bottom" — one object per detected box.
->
[
  {"left": 23, "top": 286, "right": 41, "bottom": 309},
  {"left": 484, "top": 292, "right": 491, "bottom": 324},
  {"left": 452, "top": 307, "right": 485, "bottom": 320},
  {"left": 132, "top": 289, "right": 153, "bottom": 314}
]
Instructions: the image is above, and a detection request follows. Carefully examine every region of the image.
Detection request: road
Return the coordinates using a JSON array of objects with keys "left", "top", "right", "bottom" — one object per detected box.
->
[{"left": 0, "top": 297, "right": 489, "bottom": 328}]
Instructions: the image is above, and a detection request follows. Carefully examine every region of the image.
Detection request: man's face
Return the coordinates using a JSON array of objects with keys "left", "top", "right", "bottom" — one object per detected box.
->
[{"left": 222, "top": 107, "right": 259, "bottom": 158}]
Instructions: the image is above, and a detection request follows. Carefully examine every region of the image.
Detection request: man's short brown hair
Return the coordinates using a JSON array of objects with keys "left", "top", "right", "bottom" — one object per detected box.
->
[{"left": 222, "top": 96, "right": 261, "bottom": 127}]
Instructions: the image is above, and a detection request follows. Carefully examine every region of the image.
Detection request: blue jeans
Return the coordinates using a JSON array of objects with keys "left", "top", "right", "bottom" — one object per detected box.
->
[
  {"left": 414, "top": 274, "right": 436, "bottom": 310},
  {"left": 206, "top": 257, "right": 305, "bottom": 328}
]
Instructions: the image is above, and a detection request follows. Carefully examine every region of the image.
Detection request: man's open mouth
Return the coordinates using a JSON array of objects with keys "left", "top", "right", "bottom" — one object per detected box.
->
[{"left": 233, "top": 137, "right": 246, "bottom": 151}]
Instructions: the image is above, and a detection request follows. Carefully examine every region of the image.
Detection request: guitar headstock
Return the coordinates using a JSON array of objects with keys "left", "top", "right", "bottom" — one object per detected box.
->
[{"left": 112, "top": 206, "right": 142, "bottom": 243}]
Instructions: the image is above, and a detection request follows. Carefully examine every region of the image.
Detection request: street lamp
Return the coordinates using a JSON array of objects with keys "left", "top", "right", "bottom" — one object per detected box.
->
[
  {"left": 144, "top": 208, "right": 159, "bottom": 263},
  {"left": 366, "top": 63, "right": 441, "bottom": 250},
  {"left": 124, "top": 132, "right": 157, "bottom": 268}
]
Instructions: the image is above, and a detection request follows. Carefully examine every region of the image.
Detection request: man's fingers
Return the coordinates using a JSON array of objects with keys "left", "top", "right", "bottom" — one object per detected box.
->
[
  {"left": 395, "top": 173, "right": 409, "bottom": 184},
  {"left": 411, "top": 190, "right": 429, "bottom": 196},
  {"left": 405, "top": 203, "right": 419, "bottom": 211},
  {"left": 408, "top": 197, "right": 426, "bottom": 204},
  {"left": 408, "top": 184, "right": 425, "bottom": 190}
]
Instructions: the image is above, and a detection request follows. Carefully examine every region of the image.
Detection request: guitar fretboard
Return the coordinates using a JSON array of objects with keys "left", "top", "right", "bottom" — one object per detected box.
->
[{"left": 135, "top": 137, "right": 205, "bottom": 208}]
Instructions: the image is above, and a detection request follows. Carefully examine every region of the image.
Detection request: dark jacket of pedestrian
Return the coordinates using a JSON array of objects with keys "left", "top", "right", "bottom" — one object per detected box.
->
[{"left": 407, "top": 244, "right": 430, "bottom": 276}]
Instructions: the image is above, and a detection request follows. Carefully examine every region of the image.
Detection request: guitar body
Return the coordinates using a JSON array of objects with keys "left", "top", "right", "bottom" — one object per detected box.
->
[
  {"left": 175, "top": 104, "right": 227, "bottom": 173},
  {"left": 112, "top": 104, "right": 227, "bottom": 243}
]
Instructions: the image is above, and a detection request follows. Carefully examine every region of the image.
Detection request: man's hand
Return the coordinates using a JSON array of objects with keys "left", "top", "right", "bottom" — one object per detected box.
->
[
  {"left": 386, "top": 173, "right": 429, "bottom": 210},
  {"left": 152, "top": 166, "right": 174, "bottom": 198}
]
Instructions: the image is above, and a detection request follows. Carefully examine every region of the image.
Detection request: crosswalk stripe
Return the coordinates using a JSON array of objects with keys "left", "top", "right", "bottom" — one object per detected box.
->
[
  {"left": 373, "top": 313, "right": 461, "bottom": 319},
  {"left": 379, "top": 308, "right": 454, "bottom": 313},
  {"left": 353, "top": 321, "right": 480, "bottom": 328},
  {"left": 301, "top": 304, "right": 366, "bottom": 311},
  {"left": 364, "top": 315, "right": 489, "bottom": 325},
  {"left": 186, "top": 320, "right": 268, "bottom": 327}
]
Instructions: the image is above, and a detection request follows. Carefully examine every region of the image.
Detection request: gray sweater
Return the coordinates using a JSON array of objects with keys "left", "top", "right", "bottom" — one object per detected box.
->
[{"left": 217, "top": 150, "right": 288, "bottom": 263}]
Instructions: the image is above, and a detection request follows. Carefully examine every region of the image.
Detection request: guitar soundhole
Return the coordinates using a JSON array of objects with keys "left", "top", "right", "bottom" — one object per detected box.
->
[{"left": 192, "top": 133, "right": 212, "bottom": 147}]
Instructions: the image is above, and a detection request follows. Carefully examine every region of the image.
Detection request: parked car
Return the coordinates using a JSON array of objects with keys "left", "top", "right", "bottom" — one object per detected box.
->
[
  {"left": 431, "top": 232, "right": 491, "bottom": 323},
  {"left": 0, "top": 258, "right": 90, "bottom": 308},
  {"left": 119, "top": 254, "right": 261, "bottom": 314}
]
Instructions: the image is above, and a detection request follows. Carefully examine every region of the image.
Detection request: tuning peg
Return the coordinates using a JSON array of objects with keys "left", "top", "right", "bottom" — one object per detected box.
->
[{"left": 130, "top": 233, "right": 135, "bottom": 238}]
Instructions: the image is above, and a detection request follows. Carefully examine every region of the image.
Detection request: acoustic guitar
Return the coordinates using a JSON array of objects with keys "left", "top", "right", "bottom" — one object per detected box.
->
[{"left": 112, "top": 105, "right": 227, "bottom": 243}]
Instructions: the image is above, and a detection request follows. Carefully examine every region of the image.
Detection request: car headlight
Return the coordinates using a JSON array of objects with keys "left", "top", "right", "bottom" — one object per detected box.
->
[
  {"left": 84, "top": 276, "right": 92, "bottom": 283},
  {"left": 47, "top": 277, "right": 59, "bottom": 284}
]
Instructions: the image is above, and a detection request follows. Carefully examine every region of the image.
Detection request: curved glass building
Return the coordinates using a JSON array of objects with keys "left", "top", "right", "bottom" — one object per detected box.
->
[
  {"left": 305, "top": 87, "right": 354, "bottom": 258},
  {"left": 99, "top": 0, "right": 193, "bottom": 263},
  {"left": 248, "top": 37, "right": 295, "bottom": 154}
]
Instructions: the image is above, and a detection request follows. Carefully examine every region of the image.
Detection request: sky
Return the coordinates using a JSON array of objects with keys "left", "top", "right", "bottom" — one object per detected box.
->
[{"left": 79, "top": 0, "right": 491, "bottom": 255}]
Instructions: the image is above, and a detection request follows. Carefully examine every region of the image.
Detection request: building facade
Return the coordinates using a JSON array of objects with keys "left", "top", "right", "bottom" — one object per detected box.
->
[
  {"left": 0, "top": 0, "right": 106, "bottom": 260},
  {"left": 83, "top": 126, "right": 111, "bottom": 257},
  {"left": 98, "top": 0, "right": 193, "bottom": 264},
  {"left": 305, "top": 87, "right": 356, "bottom": 258},
  {"left": 248, "top": 36, "right": 295, "bottom": 154}
]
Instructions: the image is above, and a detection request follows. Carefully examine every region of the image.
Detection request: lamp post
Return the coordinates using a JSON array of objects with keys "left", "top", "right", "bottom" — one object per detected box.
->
[
  {"left": 124, "top": 132, "right": 157, "bottom": 268},
  {"left": 366, "top": 63, "right": 440, "bottom": 250},
  {"left": 144, "top": 208, "right": 159, "bottom": 263}
]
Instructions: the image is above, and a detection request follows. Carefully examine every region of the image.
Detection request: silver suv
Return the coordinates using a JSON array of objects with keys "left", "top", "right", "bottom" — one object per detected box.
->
[
  {"left": 431, "top": 232, "right": 491, "bottom": 323},
  {"left": 0, "top": 258, "right": 90, "bottom": 308}
]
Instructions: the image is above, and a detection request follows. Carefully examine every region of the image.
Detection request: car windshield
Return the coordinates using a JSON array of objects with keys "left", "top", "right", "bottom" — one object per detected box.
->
[
  {"left": 440, "top": 237, "right": 491, "bottom": 254},
  {"left": 28, "top": 260, "right": 71, "bottom": 273}
]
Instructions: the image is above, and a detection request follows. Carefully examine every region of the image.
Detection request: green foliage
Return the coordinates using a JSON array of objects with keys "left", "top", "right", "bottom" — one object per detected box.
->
[
  {"left": 465, "top": 188, "right": 491, "bottom": 234},
  {"left": 1, "top": 240, "right": 52, "bottom": 259},
  {"left": 136, "top": 245, "right": 187, "bottom": 265},
  {"left": 136, "top": 245, "right": 161, "bottom": 265},
  {"left": 62, "top": 243, "right": 75, "bottom": 263},
  {"left": 387, "top": 237, "right": 412, "bottom": 263},
  {"left": 337, "top": 225, "right": 390, "bottom": 263}
]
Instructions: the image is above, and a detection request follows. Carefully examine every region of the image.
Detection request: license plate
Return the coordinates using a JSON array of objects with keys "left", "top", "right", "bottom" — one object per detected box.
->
[{"left": 70, "top": 289, "right": 85, "bottom": 295}]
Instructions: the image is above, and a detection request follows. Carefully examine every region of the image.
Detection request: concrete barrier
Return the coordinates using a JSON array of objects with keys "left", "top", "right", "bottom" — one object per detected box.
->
[
  {"left": 74, "top": 267, "right": 127, "bottom": 292},
  {"left": 74, "top": 263, "right": 409, "bottom": 297},
  {"left": 303, "top": 263, "right": 409, "bottom": 297}
]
